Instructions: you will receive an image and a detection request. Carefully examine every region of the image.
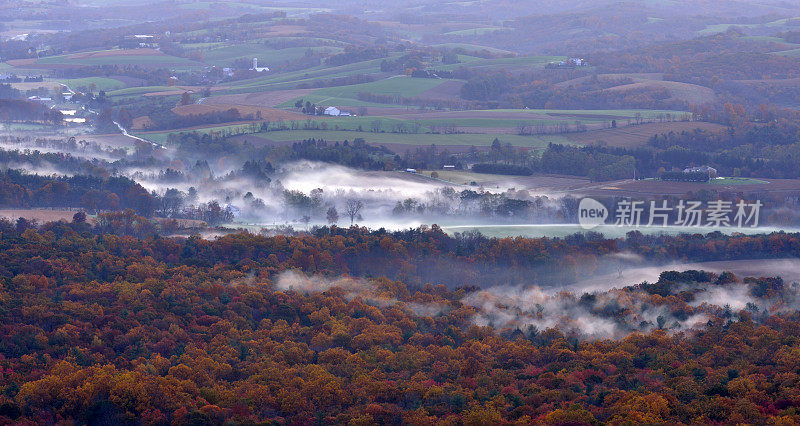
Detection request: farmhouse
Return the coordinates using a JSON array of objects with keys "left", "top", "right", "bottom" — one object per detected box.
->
[
  {"left": 123, "top": 34, "right": 158, "bottom": 48},
  {"left": 683, "top": 165, "right": 718, "bottom": 178},
  {"left": 27, "top": 96, "right": 52, "bottom": 104},
  {"left": 324, "top": 106, "right": 341, "bottom": 116}
]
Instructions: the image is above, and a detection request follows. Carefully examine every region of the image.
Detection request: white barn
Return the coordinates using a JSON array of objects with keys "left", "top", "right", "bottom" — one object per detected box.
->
[{"left": 324, "top": 106, "right": 342, "bottom": 116}]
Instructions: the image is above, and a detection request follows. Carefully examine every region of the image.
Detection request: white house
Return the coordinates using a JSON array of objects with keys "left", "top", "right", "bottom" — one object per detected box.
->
[
  {"left": 324, "top": 106, "right": 342, "bottom": 116},
  {"left": 683, "top": 165, "right": 718, "bottom": 178}
]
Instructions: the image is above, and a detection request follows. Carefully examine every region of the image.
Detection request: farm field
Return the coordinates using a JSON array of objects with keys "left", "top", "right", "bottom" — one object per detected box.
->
[
  {"left": 430, "top": 43, "right": 516, "bottom": 55},
  {"left": 698, "top": 17, "right": 800, "bottom": 35},
  {"left": 106, "top": 86, "right": 175, "bottom": 98},
  {"left": 8, "top": 48, "right": 203, "bottom": 69},
  {"left": 275, "top": 77, "right": 455, "bottom": 108},
  {"left": 564, "top": 121, "right": 728, "bottom": 148},
  {"left": 201, "top": 89, "right": 316, "bottom": 107},
  {"left": 220, "top": 55, "right": 398, "bottom": 93},
  {"left": 443, "top": 27, "right": 510, "bottom": 36},
  {"left": 8, "top": 81, "right": 64, "bottom": 91},
  {"left": 598, "top": 80, "right": 716, "bottom": 104},
  {"left": 710, "top": 177, "right": 771, "bottom": 185},
  {"left": 428, "top": 170, "right": 591, "bottom": 191},
  {"left": 130, "top": 108, "right": 696, "bottom": 151},
  {"left": 170, "top": 104, "right": 307, "bottom": 122},
  {"left": 429, "top": 55, "right": 564, "bottom": 72},
  {"left": 59, "top": 77, "right": 128, "bottom": 91},
  {"left": 575, "top": 177, "right": 800, "bottom": 198},
  {"left": 200, "top": 43, "right": 343, "bottom": 67}
]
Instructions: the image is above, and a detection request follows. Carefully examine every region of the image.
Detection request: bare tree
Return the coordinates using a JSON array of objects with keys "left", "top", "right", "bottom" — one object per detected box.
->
[
  {"left": 345, "top": 199, "right": 364, "bottom": 225},
  {"left": 326, "top": 206, "right": 339, "bottom": 225}
]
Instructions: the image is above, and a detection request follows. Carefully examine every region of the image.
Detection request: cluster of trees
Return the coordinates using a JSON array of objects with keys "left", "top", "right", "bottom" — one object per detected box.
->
[
  {"left": 638, "top": 122, "right": 800, "bottom": 179},
  {"left": 476, "top": 143, "right": 636, "bottom": 182},
  {"left": 0, "top": 84, "right": 20, "bottom": 100},
  {"left": 325, "top": 46, "right": 387, "bottom": 67},
  {"left": 591, "top": 30, "right": 800, "bottom": 84},
  {"left": 391, "top": 189, "right": 538, "bottom": 219},
  {"left": 267, "top": 138, "right": 399, "bottom": 171},
  {"left": 0, "top": 148, "right": 112, "bottom": 178},
  {"left": 457, "top": 69, "right": 692, "bottom": 111},
  {"left": 0, "top": 100, "right": 63, "bottom": 124},
  {"left": 146, "top": 107, "right": 253, "bottom": 131},
  {"left": 494, "top": 118, "right": 800, "bottom": 180},
  {"left": 460, "top": 71, "right": 513, "bottom": 101},
  {"left": 0, "top": 170, "right": 157, "bottom": 216},
  {"left": 1, "top": 224, "right": 800, "bottom": 422}
]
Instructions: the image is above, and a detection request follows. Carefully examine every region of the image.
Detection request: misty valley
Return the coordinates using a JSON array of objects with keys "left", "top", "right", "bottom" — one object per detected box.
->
[{"left": 5, "top": 0, "right": 800, "bottom": 424}]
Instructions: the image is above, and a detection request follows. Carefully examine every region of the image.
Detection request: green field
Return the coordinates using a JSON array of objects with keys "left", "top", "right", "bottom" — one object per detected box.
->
[
  {"left": 710, "top": 177, "right": 770, "bottom": 185},
  {"left": 431, "top": 43, "right": 516, "bottom": 55},
  {"left": 200, "top": 43, "right": 342, "bottom": 67},
  {"left": 132, "top": 107, "right": 688, "bottom": 145},
  {"left": 431, "top": 55, "right": 563, "bottom": 72},
  {"left": 699, "top": 17, "right": 800, "bottom": 35},
  {"left": 277, "top": 77, "right": 454, "bottom": 108},
  {"left": 270, "top": 115, "right": 615, "bottom": 132},
  {"left": 0, "top": 123, "right": 60, "bottom": 131},
  {"left": 106, "top": 86, "right": 174, "bottom": 98},
  {"left": 220, "top": 55, "right": 398, "bottom": 93},
  {"left": 59, "top": 77, "right": 127, "bottom": 91},
  {"left": 33, "top": 51, "right": 201, "bottom": 68},
  {"left": 443, "top": 27, "right": 510, "bottom": 36},
  {"left": 492, "top": 108, "right": 689, "bottom": 119}
]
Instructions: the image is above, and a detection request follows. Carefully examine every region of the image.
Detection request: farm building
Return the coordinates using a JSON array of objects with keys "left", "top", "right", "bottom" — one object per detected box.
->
[
  {"left": 324, "top": 106, "right": 342, "bottom": 116},
  {"left": 122, "top": 35, "right": 158, "bottom": 48},
  {"left": 27, "top": 96, "right": 52, "bottom": 104},
  {"left": 683, "top": 165, "right": 718, "bottom": 178},
  {"left": 250, "top": 58, "right": 269, "bottom": 73}
]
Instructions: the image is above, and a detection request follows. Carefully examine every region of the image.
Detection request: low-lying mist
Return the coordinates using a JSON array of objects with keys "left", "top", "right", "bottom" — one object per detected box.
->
[{"left": 275, "top": 263, "right": 800, "bottom": 340}]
